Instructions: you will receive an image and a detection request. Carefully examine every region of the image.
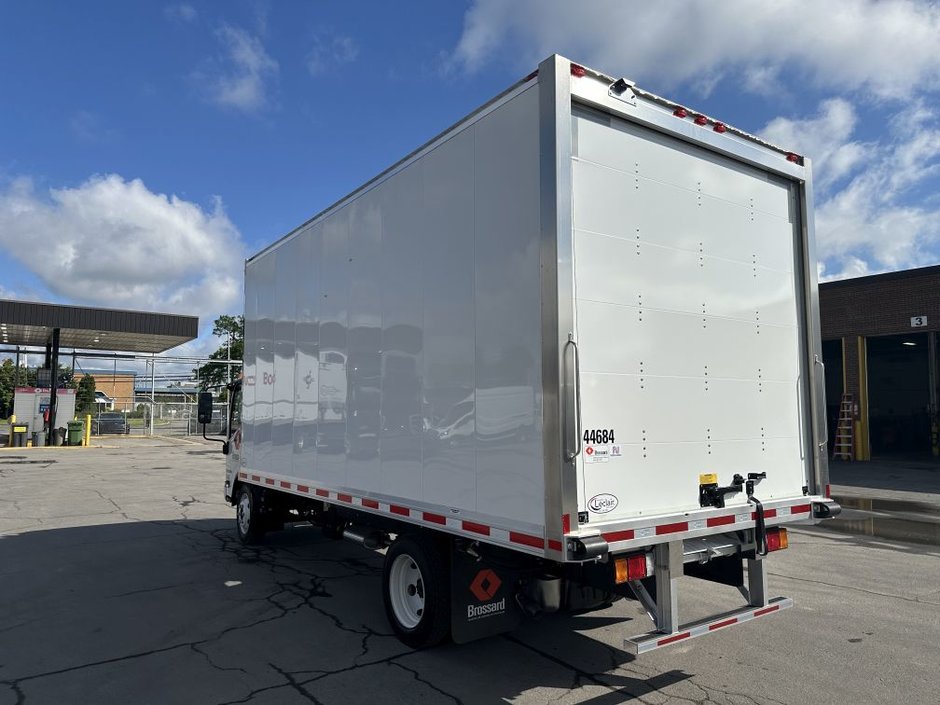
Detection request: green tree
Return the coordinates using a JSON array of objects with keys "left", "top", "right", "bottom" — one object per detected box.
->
[
  {"left": 0, "top": 359, "right": 17, "bottom": 419},
  {"left": 195, "top": 315, "right": 244, "bottom": 391},
  {"left": 76, "top": 375, "right": 96, "bottom": 415}
]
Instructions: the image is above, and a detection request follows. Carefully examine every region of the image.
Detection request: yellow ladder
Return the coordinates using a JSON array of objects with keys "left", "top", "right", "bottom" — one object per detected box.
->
[{"left": 832, "top": 393, "right": 854, "bottom": 461}]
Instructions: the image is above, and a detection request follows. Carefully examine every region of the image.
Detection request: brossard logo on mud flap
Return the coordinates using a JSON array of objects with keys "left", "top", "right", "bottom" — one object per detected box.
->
[{"left": 467, "top": 569, "right": 506, "bottom": 621}]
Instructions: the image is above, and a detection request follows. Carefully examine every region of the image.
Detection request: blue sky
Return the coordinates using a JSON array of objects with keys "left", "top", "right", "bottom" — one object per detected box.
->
[{"left": 2, "top": 0, "right": 940, "bottom": 354}]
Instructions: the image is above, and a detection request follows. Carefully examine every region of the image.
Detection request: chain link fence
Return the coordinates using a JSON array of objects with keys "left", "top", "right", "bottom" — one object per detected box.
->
[{"left": 87, "top": 395, "right": 229, "bottom": 437}]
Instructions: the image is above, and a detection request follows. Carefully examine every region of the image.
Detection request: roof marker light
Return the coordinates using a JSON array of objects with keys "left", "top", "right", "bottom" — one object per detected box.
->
[
  {"left": 694, "top": 115, "right": 708, "bottom": 126},
  {"left": 786, "top": 153, "right": 800, "bottom": 163},
  {"left": 673, "top": 108, "right": 688, "bottom": 118},
  {"left": 570, "top": 63, "right": 586, "bottom": 77},
  {"left": 713, "top": 122, "right": 727, "bottom": 133}
]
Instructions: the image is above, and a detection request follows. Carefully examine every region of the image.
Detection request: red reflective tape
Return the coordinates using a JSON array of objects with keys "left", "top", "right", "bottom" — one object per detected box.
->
[
  {"left": 297, "top": 485, "right": 309, "bottom": 493},
  {"left": 562, "top": 514, "right": 571, "bottom": 534},
  {"left": 361, "top": 498, "right": 379, "bottom": 509},
  {"left": 280, "top": 481, "right": 291, "bottom": 489},
  {"left": 238, "top": 472, "right": 247, "bottom": 479},
  {"left": 657, "top": 632, "right": 691, "bottom": 646},
  {"left": 707, "top": 515, "right": 736, "bottom": 527},
  {"left": 754, "top": 605, "right": 780, "bottom": 617},
  {"left": 423, "top": 512, "right": 446, "bottom": 525},
  {"left": 790, "top": 503, "right": 811, "bottom": 515},
  {"left": 709, "top": 617, "right": 738, "bottom": 631},
  {"left": 264, "top": 478, "right": 275, "bottom": 486},
  {"left": 751, "top": 509, "right": 777, "bottom": 520},
  {"left": 338, "top": 493, "right": 352, "bottom": 503},
  {"left": 251, "top": 475, "right": 261, "bottom": 482},
  {"left": 548, "top": 539, "right": 563, "bottom": 551},
  {"left": 602, "top": 529, "right": 635, "bottom": 543},
  {"left": 656, "top": 522, "right": 689, "bottom": 535},
  {"left": 390, "top": 505, "right": 410, "bottom": 517},
  {"left": 463, "top": 521, "right": 490, "bottom": 536},
  {"left": 509, "top": 532, "right": 543, "bottom": 549},
  {"left": 315, "top": 488, "right": 329, "bottom": 498}
]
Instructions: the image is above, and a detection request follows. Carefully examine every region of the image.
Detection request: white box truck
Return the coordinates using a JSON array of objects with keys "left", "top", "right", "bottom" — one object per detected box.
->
[{"left": 211, "top": 55, "right": 840, "bottom": 653}]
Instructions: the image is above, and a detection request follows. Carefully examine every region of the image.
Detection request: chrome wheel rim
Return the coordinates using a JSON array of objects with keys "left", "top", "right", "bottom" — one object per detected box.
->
[
  {"left": 237, "top": 491, "right": 251, "bottom": 535},
  {"left": 389, "top": 554, "right": 425, "bottom": 629}
]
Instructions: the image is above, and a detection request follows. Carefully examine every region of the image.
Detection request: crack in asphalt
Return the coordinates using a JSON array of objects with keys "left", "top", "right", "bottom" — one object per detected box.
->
[
  {"left": 768, "top": 570, "right": 933, "bottom": 605},
  {"left": 391, "top": 662, "right": 465, "bottom": 705}
]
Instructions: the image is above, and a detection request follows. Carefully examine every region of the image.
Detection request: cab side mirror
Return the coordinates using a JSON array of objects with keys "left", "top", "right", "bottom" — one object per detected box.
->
[{"left": 197, "top": 392, "right": 214, "bottom": 425}]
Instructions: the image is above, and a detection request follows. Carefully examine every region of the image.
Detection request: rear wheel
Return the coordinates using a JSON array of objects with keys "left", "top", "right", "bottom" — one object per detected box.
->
[
  {"left": 235, "top": 485, "right": 266, "bottom": 545},
  {"left": 382, "top": 534, "right": 450, "bottom": 649}
]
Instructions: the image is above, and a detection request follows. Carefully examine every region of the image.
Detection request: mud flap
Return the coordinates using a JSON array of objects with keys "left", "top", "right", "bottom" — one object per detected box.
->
[{"left": 450, "top": 547, "right": 524, "bottom": 644}]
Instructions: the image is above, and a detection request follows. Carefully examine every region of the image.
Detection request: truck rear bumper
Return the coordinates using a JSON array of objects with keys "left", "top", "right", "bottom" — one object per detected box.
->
[{"left": 624, "top": 596, "right": 792, "bottom": 655}]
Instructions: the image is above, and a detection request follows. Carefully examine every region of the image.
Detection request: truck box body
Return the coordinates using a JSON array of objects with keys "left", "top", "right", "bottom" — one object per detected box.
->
[{"left": 237, "top": 56, "right": 829, "bottom": 566}]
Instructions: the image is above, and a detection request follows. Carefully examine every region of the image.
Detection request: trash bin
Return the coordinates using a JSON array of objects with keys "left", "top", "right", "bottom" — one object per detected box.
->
[
  {"left": 12, "top": 424, "right": 28, "bottom": 448},
  {"left": 32, "top": 432, "right": 46, "bottom": 448},
  {"left": 67, "top": 421, "right": 84, "bottom": 447},
  {"left": 52, "top": 427, "right": 65, "bottom": 446}
]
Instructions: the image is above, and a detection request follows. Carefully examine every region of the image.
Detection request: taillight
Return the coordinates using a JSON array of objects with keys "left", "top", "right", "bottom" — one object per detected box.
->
[
  {"left": 825, "top": 483, "right": 831, "bottom": 499},
  {"left": 614, "top": 552, "right": 652, "bottom": 583},
  {"left": 766, "top": 527, "right": 789, "bottom": 552},
  {"left": 570, "top": 63, "right": 586, "bottom": 77}
]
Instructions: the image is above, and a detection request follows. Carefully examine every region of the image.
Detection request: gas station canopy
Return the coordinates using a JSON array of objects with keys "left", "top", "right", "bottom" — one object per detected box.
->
[{"left": 0, "top": 299, "right": 198, "bottom": 353}]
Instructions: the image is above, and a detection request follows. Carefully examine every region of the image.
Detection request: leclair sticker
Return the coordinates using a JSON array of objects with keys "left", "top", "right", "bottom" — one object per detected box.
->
[
  {"left": 588, "top": 493, "right": 619, "bottom": 514},
  {"left": 584, "top": 445, "right": 609, "bottom": 463}
]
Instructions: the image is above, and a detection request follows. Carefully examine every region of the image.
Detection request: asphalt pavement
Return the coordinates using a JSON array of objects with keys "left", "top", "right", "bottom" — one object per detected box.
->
[{"left": 1, "top": 439, "right": 938, "bottom": 704}]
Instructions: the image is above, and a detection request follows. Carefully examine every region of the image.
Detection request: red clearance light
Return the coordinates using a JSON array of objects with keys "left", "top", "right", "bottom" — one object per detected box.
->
[
  {"left": 825, "top": 483, "right": 831, "bottom": 499},
  {"left": 766, "top": 527, "right": 789, "bottom": 552},
  {"left": 713, "top": 122, "right": 727, "bottom": 133},
  {"left": 786, "top": 153, "right": 800, "bottom": 163},
  {"left": 694, "top": 115, "right": 708, "bottom": 126},
  {"left": 614, "top": 552, "right": 651, "bottom": 583},
  {"left": 673, "top": 107, "right": 688, "bottom": 118},
  {"left": 570, "top": 63, "right": 586, "bottom": 77}
]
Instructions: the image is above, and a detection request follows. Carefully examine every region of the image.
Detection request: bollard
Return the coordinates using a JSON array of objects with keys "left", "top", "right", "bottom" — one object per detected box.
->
[{"left": 85, "top": 414, "right": 91, "bottom": 447}]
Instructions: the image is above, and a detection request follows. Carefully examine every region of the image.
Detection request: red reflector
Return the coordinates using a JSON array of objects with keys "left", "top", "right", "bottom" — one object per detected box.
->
[
  {"left": 694, "top": 115, "right": 708, "bottom": 126},
  {"left": 570, "top": 63, "right": 586, "bottom": 77},
  {"left": 766, "top": 527, "right": 789, "bottom": 552},
  {"left": 626, "top": 553, "right": 648, "bottom": 579},
  {"left": 673, "top": 108, "right": 688, "bottom": 118},
  {"left": 786, "top": 152, "right": 800, "bottom": 162},
  {"left": 825, "top": 483, "right": 831, "bottom": 499},
  {"left": 713, "top": 122, "right": 727, "bottom": 133}
]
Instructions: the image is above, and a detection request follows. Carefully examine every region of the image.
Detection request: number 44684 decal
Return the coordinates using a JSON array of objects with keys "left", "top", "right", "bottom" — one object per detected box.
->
[{"left": 583, "top": 429, "right": 615, "bottom": 444}]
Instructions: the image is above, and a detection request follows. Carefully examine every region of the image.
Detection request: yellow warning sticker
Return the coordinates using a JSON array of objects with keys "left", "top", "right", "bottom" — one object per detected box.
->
[{"left": 699, "top": 473, "right": 718, "bottom": 485}]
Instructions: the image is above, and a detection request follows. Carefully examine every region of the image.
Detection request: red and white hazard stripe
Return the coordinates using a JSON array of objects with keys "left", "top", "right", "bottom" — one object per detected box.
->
[
  {"left": 237, "top": 470, "right": 550, "bottom": 557},
  {"left": 624, "top": 597, "right": 793, "bottom": 655}
]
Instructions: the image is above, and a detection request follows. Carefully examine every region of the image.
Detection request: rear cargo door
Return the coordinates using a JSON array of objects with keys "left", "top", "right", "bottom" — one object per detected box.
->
[{"left": 571, "top": 106, "right": 808, "bottom": 523}]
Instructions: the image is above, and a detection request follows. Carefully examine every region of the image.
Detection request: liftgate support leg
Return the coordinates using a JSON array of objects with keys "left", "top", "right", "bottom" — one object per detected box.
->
[
  {"left": 654, "top": 541, "right": 683, "bottom": 633},
  {"left": 746, "top": 556, "right": 769, "bottom": 608}
]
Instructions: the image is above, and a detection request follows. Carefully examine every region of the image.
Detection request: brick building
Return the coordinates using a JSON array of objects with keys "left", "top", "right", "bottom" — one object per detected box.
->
[
  {"left": 820, "top": 265, "right": 940, "bottom": 460},
  {"left": 75, "top": 369, "right": 137, "bottom": 412}
]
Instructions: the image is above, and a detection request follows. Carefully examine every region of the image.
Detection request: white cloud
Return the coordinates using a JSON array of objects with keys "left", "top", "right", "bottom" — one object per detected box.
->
[
  {"left": 164, "top": 3, "right": 197, "bottom": 23},
  {"left": 0, "top": 174, "right": 245, "bottom": 324},
  {"left": 306, "top": 32, "right": 359, "bottom": 76},
  {"left": 761, "top": 99, "right": 868, "bottom": 190},
  {"left": 450, "top": 0, "right": 940, "bottom": 99},
  {"left": 766, "top": 99, "right": 940, "bottom": 279},
  {"left": 195, "top": 25, "right": 278, "bottom": 112}
]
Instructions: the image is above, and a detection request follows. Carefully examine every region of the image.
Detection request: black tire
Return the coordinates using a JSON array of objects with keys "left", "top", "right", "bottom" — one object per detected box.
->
[
  {"left": 235, "top": 485, "right": 266, "bottom": 545},
  {"left": 382, "top": 534, "right": 451, "bottom": 649}
]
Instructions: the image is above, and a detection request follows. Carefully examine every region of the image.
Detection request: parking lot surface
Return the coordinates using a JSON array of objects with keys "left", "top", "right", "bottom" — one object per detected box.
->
[{"left": 1, "top": 439, "right": 939, "bottom": 704}]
